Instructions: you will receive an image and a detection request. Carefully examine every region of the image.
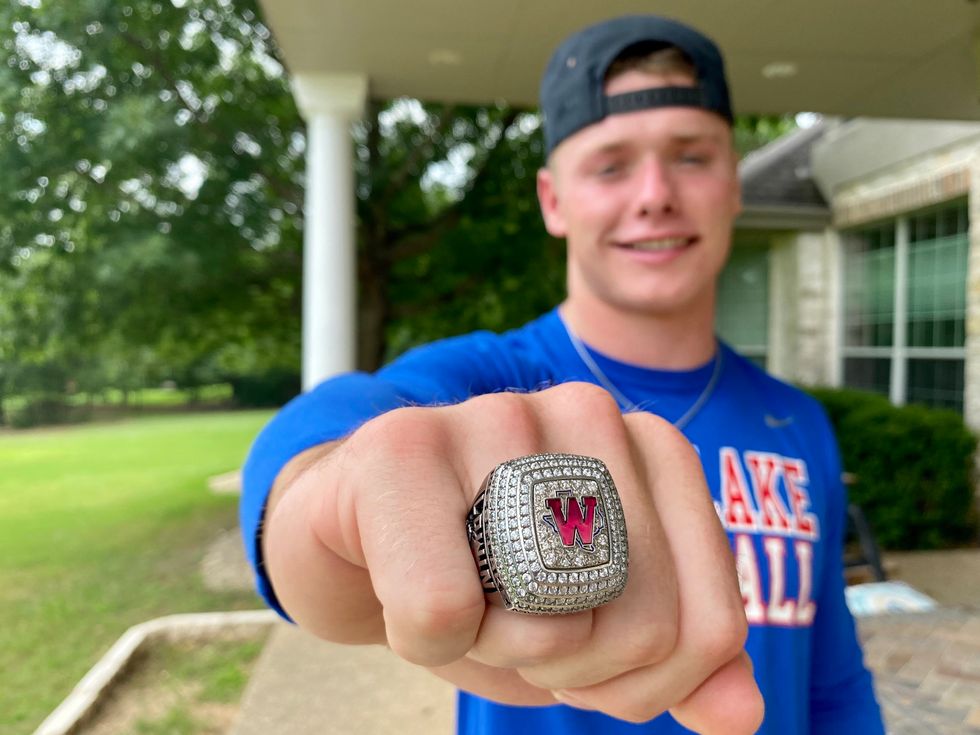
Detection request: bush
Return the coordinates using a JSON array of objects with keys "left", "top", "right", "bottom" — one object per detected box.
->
[
  {"left": 8, "top": 396, "right": 91, "bottom": 429},
  {"left": 809, "top": 388, "right": 978, "bottom": 550},
  {"left": 229, "top": 371, "right": 300, "bottom": 408}
]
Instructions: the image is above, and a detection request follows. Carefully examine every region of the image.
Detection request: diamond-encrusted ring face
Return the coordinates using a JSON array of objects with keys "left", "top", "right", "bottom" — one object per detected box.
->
[{"left": 466, "top": 453, "right": 629, "bottom": 614}]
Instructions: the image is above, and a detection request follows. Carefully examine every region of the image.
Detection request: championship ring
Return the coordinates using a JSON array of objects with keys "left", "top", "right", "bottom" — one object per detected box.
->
[{"left": 465, "top": 453, "right": 628, "bottom": 614}]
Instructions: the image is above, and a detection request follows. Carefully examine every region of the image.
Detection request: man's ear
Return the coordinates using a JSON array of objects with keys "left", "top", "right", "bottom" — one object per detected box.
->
[{"left": 537, "top": 166, "right": 568, "bottom": 238}]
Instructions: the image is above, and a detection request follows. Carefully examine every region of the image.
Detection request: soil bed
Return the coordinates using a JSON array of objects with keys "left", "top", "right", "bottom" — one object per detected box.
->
[{"left": 78, "top": 629, "right": 269, "bottom": 735}]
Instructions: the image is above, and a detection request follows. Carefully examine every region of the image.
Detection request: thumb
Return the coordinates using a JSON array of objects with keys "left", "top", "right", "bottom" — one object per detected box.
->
[{"left": 669, "top": 652, "right": 764, "bottom": 734}]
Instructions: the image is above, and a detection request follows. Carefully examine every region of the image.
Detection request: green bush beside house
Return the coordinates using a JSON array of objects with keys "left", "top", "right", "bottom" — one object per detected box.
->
[{"left": 809, "top": 387, "right": 979, "bottom": 550}]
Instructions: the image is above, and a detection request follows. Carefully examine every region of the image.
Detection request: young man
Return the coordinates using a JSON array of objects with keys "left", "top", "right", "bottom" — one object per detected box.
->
[{"left": 242, "top": 15, "right": 885, "bottom": 734}]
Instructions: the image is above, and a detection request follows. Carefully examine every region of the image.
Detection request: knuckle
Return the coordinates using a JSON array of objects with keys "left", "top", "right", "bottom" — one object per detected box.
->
[
  {"left": 624, "top": 411, "right": 700, "bottom": 465},
  {"left": 388, "top": 585, "right": 484, "bottom": 664},
  {"left": 624, "top": 410, "right": 684, "bottom": 445},
  {"left": 463, "top": 391, "right": 542, "bottom": 447},
  {"left": 516, "top": 621, "right": 590, "bottom": 664},
  {"left": 349, "top": 407, "right": 446, "bottom": 464},
  {"left": 570, "top": 688, "right": 665, "bottom": 725},
  {"left": 694, "top": 608, "right": 748, "bottom": 666},
  {"left": 547, "top": 381, "right": 625, "bottom": 425},
  {"left": 616, "top": 700, "right": 666, "bottom": 725},
  {"left": 573, "top": 381, "right": 622, "bottom": 415},
  {"left": 407, "top": 593, "right": 483, "bottom": 640},
  {"left": 609, "top": 621, "right": 678, "bottom": 669}
]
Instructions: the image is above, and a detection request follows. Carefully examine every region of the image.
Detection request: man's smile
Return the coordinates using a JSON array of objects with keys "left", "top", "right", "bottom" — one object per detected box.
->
[{"left": 617, "top": 236, "right": 696, "bottom": 251}]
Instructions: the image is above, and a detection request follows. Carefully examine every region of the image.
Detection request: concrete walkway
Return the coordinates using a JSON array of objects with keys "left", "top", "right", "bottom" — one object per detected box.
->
[
  {"left": 230, "top": 624, "right": 455, "bottom": 735},
  {"left": 861, "top": 610, "right": 980, "bottom": 733},
  {"left": 883, "top": 550, "right": 980, "bottom": 611},
  {"left": 200, "top": 525, "right": 456, "bottom": 735},
  {"left": 230, "top": 611, "right": 980, "bottom": 735},
  {"left": 210, "top": 526, "right": 980, "bottom": 734}
]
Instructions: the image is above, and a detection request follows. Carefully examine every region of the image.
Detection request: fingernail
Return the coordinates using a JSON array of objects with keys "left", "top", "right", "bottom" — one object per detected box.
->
[{"left": 552, "top": 690, "right": 595, "bottom": 710}]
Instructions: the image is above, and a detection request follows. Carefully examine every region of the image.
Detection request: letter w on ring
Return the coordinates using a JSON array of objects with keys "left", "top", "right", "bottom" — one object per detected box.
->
[{"left": 545, "top": 494, "right": 598, "bottom": 549}]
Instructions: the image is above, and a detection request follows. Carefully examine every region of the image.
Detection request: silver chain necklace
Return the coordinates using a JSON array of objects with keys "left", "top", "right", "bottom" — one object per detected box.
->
[{"left": 560, "top": 316, "right": 724, "bottom": 430}]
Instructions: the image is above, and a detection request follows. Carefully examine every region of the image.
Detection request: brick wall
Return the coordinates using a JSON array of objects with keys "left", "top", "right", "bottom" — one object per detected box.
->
[
  {"left": 832, "top": 143, "right": 976, "bottom": 229},
  {"left": 767, "top": 230, "right": 839, "bottom": 388}
]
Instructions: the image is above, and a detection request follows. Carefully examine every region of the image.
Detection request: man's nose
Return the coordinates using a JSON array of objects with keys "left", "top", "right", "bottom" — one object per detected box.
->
[{"left": 634, "top": 157, "right": 677, "bottom": 217}]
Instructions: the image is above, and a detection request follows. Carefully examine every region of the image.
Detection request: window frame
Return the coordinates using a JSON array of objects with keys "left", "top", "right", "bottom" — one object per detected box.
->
[{"left": 839, "top": 199, "right": 968, "bottom": 410}]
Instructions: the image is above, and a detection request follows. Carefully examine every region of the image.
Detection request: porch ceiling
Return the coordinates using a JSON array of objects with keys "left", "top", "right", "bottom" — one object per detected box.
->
[{"left": 257, "top": 0, "right": 980, "bottom": 120}]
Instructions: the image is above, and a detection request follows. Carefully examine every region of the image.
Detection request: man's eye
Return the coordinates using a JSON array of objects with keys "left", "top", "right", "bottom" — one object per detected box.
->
[
  {"left": 679, "top": 153, "right": 710, "bottom": 166},
  {"left": 596, "top": 162, "right": 624, "bottom": 176}
]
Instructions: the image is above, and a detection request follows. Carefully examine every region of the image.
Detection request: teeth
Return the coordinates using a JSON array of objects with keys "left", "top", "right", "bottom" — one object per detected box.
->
[{"left": 628, "top": 238, "right": 689, "bottom": 251}]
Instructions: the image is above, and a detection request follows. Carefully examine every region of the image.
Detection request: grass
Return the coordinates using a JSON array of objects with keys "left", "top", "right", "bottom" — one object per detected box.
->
[{"left": 0, "top": 410, "right": 275, "bottom": 735}]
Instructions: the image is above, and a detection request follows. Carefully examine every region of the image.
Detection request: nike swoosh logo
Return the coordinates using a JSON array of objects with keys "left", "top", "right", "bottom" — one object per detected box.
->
[{"left": 765, "top": 414, "right": 795, "bottom": 428}]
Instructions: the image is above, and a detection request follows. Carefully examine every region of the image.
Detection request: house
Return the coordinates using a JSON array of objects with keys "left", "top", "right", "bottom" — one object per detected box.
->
[
  {"left": 251, "top": 1, "right": 980, "bottom": 418},
  {"left": 717, "top": 119, "right": 980, "bottom": 429}
]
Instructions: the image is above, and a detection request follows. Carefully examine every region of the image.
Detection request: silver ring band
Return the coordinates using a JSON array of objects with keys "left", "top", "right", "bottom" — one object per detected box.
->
[{"left": 466, "top": 453, "right": 629, "bottom": 614}]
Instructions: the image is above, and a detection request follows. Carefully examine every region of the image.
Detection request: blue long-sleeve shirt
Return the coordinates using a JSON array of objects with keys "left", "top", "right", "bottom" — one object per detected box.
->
[{"left": 241, "top": 308, "right": 884, "bottom": 734}]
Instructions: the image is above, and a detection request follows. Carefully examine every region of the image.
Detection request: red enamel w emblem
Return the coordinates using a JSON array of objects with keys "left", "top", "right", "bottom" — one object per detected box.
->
[{"left": 545, "top": 495, "right": 598, "bottom": 547}]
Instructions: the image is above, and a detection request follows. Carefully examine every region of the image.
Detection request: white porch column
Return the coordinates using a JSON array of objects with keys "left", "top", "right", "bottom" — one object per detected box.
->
[{"left": 292, "top": 73, "right": 368, "bottom": 391}]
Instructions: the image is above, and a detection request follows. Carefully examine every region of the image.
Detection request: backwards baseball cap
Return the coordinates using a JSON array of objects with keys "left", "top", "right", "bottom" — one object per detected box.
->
[{"left": 540, "top": 15, "right": 734, "bottom": 155}]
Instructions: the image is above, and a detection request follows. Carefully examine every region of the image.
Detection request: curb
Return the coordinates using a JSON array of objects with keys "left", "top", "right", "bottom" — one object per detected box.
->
[
  {"left": 33, "top": 609, "right": 280, "bottom": 735},
  {"left": 207, "top": 469, "right": 242, "bottom": 495}
]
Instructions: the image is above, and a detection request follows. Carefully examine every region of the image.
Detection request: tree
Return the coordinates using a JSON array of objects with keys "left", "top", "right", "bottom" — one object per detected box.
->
[
  {"left": 0, "top": 0, "right": 562, "bottom": 391},
  {"left": 734, "top": 114, "right": 797, "bottom": 157},
  {"left": 0, "top": 0, "right": 796, "bottom": 420},
  {"left": 0, "top": 0, "right": 306, "bottom": 402},
  {"left": 353, "top": 100, "right": 564, "bottom": 367}
]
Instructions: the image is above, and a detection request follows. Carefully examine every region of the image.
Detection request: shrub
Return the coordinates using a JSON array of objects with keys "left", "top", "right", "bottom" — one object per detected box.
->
[
  {"left": 229, "top": 371, "right": 300, "bottom": 408},
  {"left": 809, "top": 387, "right": 978, "bottom": 550},
  {"left": 8, "top": 396, "right": 90, "bottom": 429}
]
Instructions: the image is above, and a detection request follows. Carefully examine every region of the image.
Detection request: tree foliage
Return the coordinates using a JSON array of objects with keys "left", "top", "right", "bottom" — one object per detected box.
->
[
  {"left": 354, "top": 100, "right": 562, "bottom": 366},
  {"left": 0, "top": 0, "right": 794, "bottom": 423},
  {"left": 0, "top": 0, "right": 305, "bottom": 409}
]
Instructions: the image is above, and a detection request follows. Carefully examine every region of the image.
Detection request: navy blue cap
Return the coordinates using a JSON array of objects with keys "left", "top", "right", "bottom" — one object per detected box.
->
[{"left": 540, "top": 15, "right": 734, "bottom": 155}]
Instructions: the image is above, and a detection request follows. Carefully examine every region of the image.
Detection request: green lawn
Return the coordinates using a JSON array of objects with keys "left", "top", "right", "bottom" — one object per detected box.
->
[{"left": 0, "top": 410, "right": 275, "bottom": 735}]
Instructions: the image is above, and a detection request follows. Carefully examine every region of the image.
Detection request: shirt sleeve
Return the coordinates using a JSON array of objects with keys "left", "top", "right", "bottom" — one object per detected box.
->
[
  {"left": 808, "top": 407, "right": 886, "bottom": 734},
  {"left": 239, "top": 330, "right": 545, "bottom": 619}
]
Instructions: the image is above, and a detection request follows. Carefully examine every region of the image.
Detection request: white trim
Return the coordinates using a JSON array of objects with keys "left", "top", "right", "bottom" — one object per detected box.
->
[
  {"left": 843, "top": 346, "right": 966, "bottom": 360},
  {"left": 292, "top": 73, "right": 368, "bottom": 120},
  {"left": 964, "top": 154, "right": 980, "bottom": 430},
  {"left": 891, "top": 217, "right": 909, "bottom": 405},
  {"left": 903, "top": 348, "right": 967, "bottom": 360},
  {"left": 827, "top": 229, "right": 844, "bottom": 387},
  {"left": 765, "top": 236, "right": 791, "bottom": 378},
  {"left": 841, "top": 346, "right": 895, "bottom": 358}
]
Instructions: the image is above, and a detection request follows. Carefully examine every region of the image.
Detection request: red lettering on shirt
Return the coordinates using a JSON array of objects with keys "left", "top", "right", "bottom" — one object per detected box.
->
[
  {"left": 746, "top": 451, "right": 792, "bottom": 532},
  {"left": 783, "top": 458, "right": 818, "bottom": 540},
  {"left": 735, "top": 534, "right": 766, "bottom": 625},
  {"left": 720, "top": 448, "right": 759, "bottom": 531}
]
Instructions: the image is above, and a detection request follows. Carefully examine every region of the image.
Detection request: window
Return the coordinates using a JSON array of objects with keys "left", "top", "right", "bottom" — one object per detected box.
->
[
  {"left": 841, "top": 199, "right": 968, "bottom": 411},
  {"left": 717, "top": 245, "right": 769, "bottom": 368}
]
